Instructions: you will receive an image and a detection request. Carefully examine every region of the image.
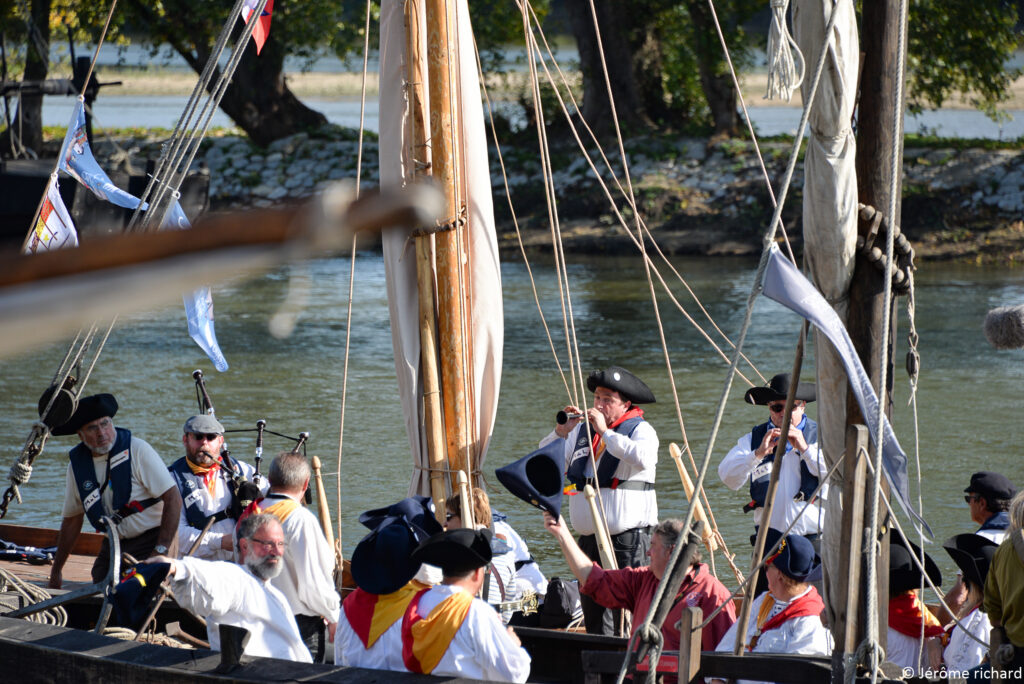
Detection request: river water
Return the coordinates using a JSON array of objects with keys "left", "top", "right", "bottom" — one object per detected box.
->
[{"left": 0, "top": 253, "right": 1021, "bottom": 587}]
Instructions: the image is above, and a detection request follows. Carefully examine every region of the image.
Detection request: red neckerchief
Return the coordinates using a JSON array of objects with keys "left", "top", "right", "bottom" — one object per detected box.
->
[
  {"left": 749, "top": 588, "right": 824, "bottom": 650},
  {"left": 889, "top": 590, "right": 945, "bottom": 638},
  {"left": 591, "top": 406, "right": 644, "bottom": 456}
]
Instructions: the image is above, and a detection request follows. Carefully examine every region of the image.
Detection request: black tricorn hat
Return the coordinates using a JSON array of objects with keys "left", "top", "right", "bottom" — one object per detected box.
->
[
  {"left": 351, "top": 519, "right": 424, "bottom": 595},
  {"left": 47, "top": 393, "right": 118, "bottom": 436},
  {"left": 37, "top": 383, "right": 78, "bottom": 432},
  {"left": 744, "top": 373, "right": 816, "bottom": 406},
  {"left": 889, "top": 532, "right": 942, "bottom": 596},
  {"left": 587, "top": 366, "right": 655, "bottom": 404},
  {"left": 495, "top": 441, "right": 566, "bottom": 516},
  {"left": 943, "top": 533, "right": 998, "bottom": 591},
  {"left": 412, "top": 528, "right": 492, "bottom": 576},
  {"left": 358, "top": 495, "right": 444, "bottom": 539},
  {"left": 113, "top": 562, "right": 171, "bottom": 628}
]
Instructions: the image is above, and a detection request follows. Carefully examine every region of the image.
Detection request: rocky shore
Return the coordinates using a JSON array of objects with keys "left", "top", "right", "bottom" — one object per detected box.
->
[{"left": 95, "top": 126, "right": 1024, "bottom": 262}]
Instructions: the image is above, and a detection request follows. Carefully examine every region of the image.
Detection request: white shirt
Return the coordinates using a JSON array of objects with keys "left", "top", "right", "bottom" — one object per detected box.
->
[
  {"left": 62, "top": 436, "right": 174, "bottom": 539},
  {"left": 173, "top": 458, "right": 262, "bottom": 561},
  {"left": 265, "top": 492, "right": 341, "bottom": 622},
  {"left": 976, "top": 528, "right": 1007, "bottom": 544},
  {"left": 715, "top": 590, "right": 833, "bottom": 684},
  {"left": 410, "top": 584, "right": 531, "bottom": 683},
  {"left": 494, "top": 518, "right": 548, "bottom": 596},
  {"left": 170, "top": 556, "right": 312, "bottom": 662},
  {"left": 541, "top": 418, "right": 659, "bottom": 536},
  {"left": 944, "top": 607, "right": 991, "bottom": 673},
  {"left": 335, "top": 604, "right": 406, "bottom": 671},
  {"left": 886, "top": 627, "right": 938, "bottom": 676},
  {"left": 718, "top": 424, "right": 828, "bottom": 536}
]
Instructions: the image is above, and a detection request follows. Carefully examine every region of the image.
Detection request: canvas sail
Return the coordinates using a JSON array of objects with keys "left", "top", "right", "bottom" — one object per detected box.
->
[{"left": 378, "top": 0, "right": 503, "bottom": 497}]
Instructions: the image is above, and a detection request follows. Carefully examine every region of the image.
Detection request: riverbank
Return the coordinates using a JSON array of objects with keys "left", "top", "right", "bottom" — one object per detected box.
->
[{"left": 76, "top": 125, "right": 1024, "bottom": 263}]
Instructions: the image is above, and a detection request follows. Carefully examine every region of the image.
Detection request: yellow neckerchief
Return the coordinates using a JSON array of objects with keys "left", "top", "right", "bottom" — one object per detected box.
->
[
  {"left": 405, "top": 588, "right": 474, "bottom": 674},
  {"left": 186, "top": 456, "right": 222, "bottom": 494},
  {"left": 262, "top": 493, "right": 300, "bottom": 523},
  {"left": 362, "top": 580, "right": 429, "bottom": 648}
]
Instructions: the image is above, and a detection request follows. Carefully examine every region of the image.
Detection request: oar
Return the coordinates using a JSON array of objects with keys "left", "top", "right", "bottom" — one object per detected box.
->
[
  {"left": 668, "top": 442, "right": 718, "bottom": 552},
  {"left": 134, "top": 515, "right": 216, "bottom": 640}
]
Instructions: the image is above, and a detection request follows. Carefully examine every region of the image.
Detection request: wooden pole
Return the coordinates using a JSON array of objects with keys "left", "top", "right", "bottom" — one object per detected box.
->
[
  {"left": 846, "top": 0, "right": 906, "bottom": 658},
  {"left": 669, "top": 442, "right": 718, "bottom": 552},
  {"left": 837, "top": 426, "right": 869, "bottom": 657},
  {"left": 310, "top": 456, "right": 336, "bottom": 554},
  {"left": 424, "top": 0, "right": 474, "bottom": 492},
  {"left": 583, "top": 484, "right": 617, "bottom": 570},
  {"left": 407, "top": 0, "right": 449, "bottom": 524}
]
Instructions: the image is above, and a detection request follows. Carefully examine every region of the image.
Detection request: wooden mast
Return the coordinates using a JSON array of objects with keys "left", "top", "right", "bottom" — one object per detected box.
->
[{"left": 839, "top": 0, "right": 907, "bottom": 664}]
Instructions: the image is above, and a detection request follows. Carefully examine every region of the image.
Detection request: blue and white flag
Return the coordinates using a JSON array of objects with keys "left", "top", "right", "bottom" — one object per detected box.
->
[
  {"left": 58, "top": 98, "right": 147, "bottom": 210},
  {"left": 164, "top": 202, "right": 229, "bottom": 372},
  {"left": 761, "top": 244, "right": 931, "bottom": 539}
]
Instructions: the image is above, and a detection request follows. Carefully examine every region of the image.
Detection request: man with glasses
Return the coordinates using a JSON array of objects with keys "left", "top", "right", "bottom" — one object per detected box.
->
[
  {"left": 718, "top": 373, "right": 827, "bottom": 593},
  {"left": 168, "top": 415, "right": 265, "bottom": 561},
  {"left": 963, "top": 471, "right": 1016, "bottom": 544},
  {"left": 540, "top": 365, "right": 658, "bottom": 636},
  {"left": 46, "top": 393, "right": 181, "bottom": 588},
  {"left": 260, "top": 451, "right": 340, "bottom": 663},
  {"left": 147, "top": 513, "right": 311, "bottom": 661}
]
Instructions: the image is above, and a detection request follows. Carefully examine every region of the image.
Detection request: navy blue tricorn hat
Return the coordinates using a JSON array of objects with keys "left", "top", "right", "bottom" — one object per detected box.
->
[
  {"left": 769, "top": 533, "right": 821, "bottom": 582},
  {"left": 358, "top": 495, "right": 443, "bottom": 539},
  {"left": 496, "top": 441, "right": 566, "bottom": 517},
  {"left": 113, "top": 562, "right": 171, "bottom": 628},
  {"left": 351, "top": 520, "right": 423, "bottom": 595},
  {"left": 587, "top": 366, "right": 656, "bottom": 404}
]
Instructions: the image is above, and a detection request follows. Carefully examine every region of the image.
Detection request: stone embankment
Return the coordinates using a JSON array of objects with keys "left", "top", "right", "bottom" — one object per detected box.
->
[{"left": 101, "top": 127, "right": 1024, "bottom": 261}]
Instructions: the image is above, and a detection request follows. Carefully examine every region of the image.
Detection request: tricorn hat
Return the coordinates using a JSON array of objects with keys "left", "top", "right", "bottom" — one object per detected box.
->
[
  {"left": 768, "top": 533, "right": 822, "bottom": 582},
  {"left": 47, "top": 393, "right": 118, "bottom": 436},
  {"left": 943, "top": 533, "right": 998, "bottom": 591},
  {"left": 358, "top": 495, "right": 444, "bottom": 539},
  {"left": 412, "top": 528, "right": 493, "bottom": 576},
  {"left": 889, "top": 533, "right": 942, "bottom": 596},
  {"left": 113, "top": 562, "right": 171, "bottom": 628},
  {"left": 495, "top": 441, "right": 566, "bottom": 517},
  {"left": 351, "top": 520, "right": 424, "bottom": 595},
  {"left": 964, "top": 471, "right": 1017, "bottom": 502},
  {"left": 587, "top": 366, "right": 655, "bottom": 404},
  {"left": 744, "top": 373, "right": 816, "bottom": 406}
]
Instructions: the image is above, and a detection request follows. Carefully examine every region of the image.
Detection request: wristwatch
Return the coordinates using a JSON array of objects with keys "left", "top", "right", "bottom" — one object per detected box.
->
[{"left": 154, "top": 544, "right": 168, "bottom": 555}]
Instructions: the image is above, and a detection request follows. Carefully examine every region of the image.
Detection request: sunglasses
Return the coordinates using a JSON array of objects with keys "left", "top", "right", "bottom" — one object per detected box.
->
[
  {"left": 190, "top": 432, "right": 221, "bottom": 442},
  {"left": 964, "top": 494, "right": 979, "bottom": 504}
]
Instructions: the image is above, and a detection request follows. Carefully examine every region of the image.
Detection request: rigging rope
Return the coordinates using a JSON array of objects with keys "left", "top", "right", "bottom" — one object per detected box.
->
[{"left": 765, "top": 0, "right": 805, "bottom": 101}]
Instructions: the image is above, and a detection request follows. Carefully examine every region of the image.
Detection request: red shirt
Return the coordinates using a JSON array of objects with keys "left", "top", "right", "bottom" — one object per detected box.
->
[{"left": 582, "top": 561, "right": 736, "bottom": 652}]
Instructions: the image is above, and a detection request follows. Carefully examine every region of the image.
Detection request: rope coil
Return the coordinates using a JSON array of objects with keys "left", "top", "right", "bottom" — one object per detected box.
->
[{"left": 765, "top": 0, "right": 805, "bottom": 101}]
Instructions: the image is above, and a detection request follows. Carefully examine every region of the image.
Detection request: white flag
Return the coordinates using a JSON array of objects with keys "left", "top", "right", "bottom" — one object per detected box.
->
[{"left": 25, "top": 175, "right": 79, "bottom": 254}]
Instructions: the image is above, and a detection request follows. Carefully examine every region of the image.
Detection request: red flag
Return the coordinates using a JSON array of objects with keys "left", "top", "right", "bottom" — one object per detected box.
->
[{"left": 241, "top": 0, "right": 274, "bottom": 55}]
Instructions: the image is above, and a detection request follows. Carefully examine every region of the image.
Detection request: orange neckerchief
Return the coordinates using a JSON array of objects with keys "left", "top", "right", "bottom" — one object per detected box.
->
[
  {"left": 186, "top": 456, "right": 222, "bottom": 494},
  {"left": 749, "top": 588, "right": 825, "bottom": 650},
  {"left": 344, "top": 581, "right": 429, "bottom": 649},
  {"left": 401, "top": 587, "right": 474, "bottom": 674},
  {"left": 591, "top": 406, "right": 645, "bottom": 457},
  {"left": 261, "top": 496, "right": 300, "bottom": 524},
  {"left": 889, "top": 590, "right": 944, "bottom": 639}
]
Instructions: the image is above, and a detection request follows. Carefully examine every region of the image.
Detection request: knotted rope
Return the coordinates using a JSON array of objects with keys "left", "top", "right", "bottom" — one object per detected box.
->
[{"left": 765, "top": 0, "right": 805, "bottom": 101}]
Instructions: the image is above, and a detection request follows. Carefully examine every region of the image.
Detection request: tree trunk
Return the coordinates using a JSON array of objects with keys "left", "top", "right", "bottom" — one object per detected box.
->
[
  {"left": 564, "top": 0, "right": 650, "bottom": 131},
  {"left": 2, "top": 0, "right": 49, "bottom": 157},
  {"left": 685, "top": 0, "right": 739, "bottom": 139}
]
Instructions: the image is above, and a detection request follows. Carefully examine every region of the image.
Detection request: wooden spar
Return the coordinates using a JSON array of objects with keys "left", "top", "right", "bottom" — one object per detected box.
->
[
  {"left": 406, "top": 0, "right": 449, "bottom": 523},
  {"left": 841, "top": 0, "right": 907, "bottom": 661},
  {"left": 456, "top": 470, "right": 475, "bottom": 528},
  {"left": 583, "top": 484, "right": 616, "bottom": 570},
  {"left": 668, "top": 442, "right": 718, "bottom": 552},
  {"left": 310, "top": 456, "right": 336, "bottom": 554},
  {"left": 733, "top": 321, "right": 807, "bottom": 657},
  {"left": 838, "top": 425, "right": 869, "bottom": 656},
  {"left": 423, "top": 0, "right": 474, "bottom": 492}
]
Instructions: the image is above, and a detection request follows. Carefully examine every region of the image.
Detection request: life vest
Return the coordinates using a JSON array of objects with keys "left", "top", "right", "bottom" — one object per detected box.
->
[
  {"left": 69, "top": 428, "right": 158, "bottom": 531},
  {"left": 565, "top": 416, "right": 650, "bottom": 490},
  {"left": 746, "top": 417, "right": 818, "bottom": 512},
  {"left": 168, "top": 453, "right": 246, "bottom": 529}
]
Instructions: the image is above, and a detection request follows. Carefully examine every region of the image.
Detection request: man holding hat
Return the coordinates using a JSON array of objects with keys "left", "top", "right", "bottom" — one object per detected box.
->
[
  {"left": 335, "top": 496, "right": 441, "bottom": 670},
  {"left": 168, "top": 414, "right": 265, "bottom": 562},
  {"left": 261, "top": 451, "right": 339, "bottom": 663},
  {"left": 712, "top": 534, "right": 832, "bottom": 684},
  {"left": 964, "top": 471, "right": 1016, "bottom": 544},
  {"left": 719, "top": 373, "right": 828, "bottom": 582},
  {"left": 540, "top": 365, "right": 659, "bottom": 635},
  {"left": 400, "top": 528, "right": 531, "bottom": 682},
  {"left": 47, "top": 393, "right": 181, "bottom": 588}
]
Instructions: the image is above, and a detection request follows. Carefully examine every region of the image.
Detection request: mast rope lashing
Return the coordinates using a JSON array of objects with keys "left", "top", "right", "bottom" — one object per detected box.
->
[
  {"left": 409, "top": 204, "right": 468, "bottom": 237},
  {"left": 856, "top": 203, "right": 915, "bottom": 295},
  {"left": 765, "top": 0, "right": 805, "bottom": 102}
]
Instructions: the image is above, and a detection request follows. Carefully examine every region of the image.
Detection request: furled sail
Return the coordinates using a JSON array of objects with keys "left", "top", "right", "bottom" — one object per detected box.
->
[{"left": 378, "top": 0, "right": 502, "bottom": 497}]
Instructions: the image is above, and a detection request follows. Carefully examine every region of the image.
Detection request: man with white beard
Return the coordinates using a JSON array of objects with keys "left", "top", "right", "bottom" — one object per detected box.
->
[{"left": 146, "top": 513, "right": 310, "bottom": 661}]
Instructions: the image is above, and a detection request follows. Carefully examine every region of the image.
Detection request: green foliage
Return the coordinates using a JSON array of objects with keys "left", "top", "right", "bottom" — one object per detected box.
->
[{"left": 906, "top": 0, "right": 1021, "bottom": 120}]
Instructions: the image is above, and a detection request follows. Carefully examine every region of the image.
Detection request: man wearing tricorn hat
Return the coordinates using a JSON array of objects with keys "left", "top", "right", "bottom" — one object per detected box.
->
[
  {"left": 398, "top": 528, "right": 530, "bottom": 682},
  {"left": 718, "top": 373, "right": 828, "bottom": 575},
  {"left": 46, "top": 393, "right": 181, "bottom": 588},
  {"left": 539, "top": 365, "right": 659, "bottom": 635}
]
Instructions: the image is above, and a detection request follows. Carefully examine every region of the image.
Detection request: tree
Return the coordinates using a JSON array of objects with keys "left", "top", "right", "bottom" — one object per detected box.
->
[{"left": 0, "top": 0, "right": 50, "bottom": 157}]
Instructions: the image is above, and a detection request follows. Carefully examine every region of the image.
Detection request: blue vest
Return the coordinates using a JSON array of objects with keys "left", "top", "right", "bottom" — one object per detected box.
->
[
  {"left": 979, "top": 511, "right": 1010, "bottom": 534},
  {"left": 69, "top": 428, "right": 135, "bottom": 531},
  {"left": 747, "top": 416, "right": 819, "bottom": 509},
  {"left": 168, "top": 454, "right": 245, "bottom": 529},
  {"left": 566, "top": 416, "right": 644, "bottom": 489}
]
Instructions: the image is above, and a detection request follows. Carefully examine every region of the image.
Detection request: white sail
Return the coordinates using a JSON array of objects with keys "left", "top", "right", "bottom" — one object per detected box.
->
[
  {"left": 792, "top": 0, "right": 859, "bottom": 626},
  {"left": 378, "top": 0, "right": 503, "bottom": 497}
]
